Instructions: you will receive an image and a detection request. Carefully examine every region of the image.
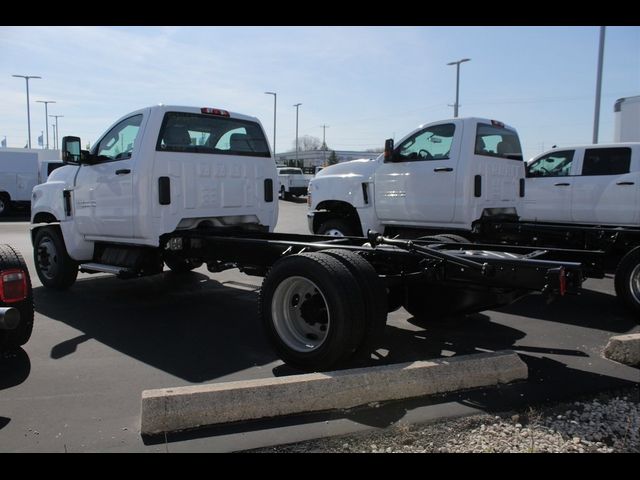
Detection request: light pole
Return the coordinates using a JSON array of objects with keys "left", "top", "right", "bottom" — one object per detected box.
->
[
  {"left": 293, "top": 103, "right": 302, "bottom": 166},
  {"left": 265, "top": 92, "right": 277, "bottom": 161},
  {"left": 592, "top": 26, "right": 606, "bottom": 144},
  {"left": 446, "top": 58, "right": 470, "bottom": 118},
  {"left": 36, "top": 100, "right": 56, "bottom": 149},
  {"left": 12, "top": 74, "right": 42, "bottom": 148},
  {"left": 49, "top": 115, "right": 63, "bottom": 149}
]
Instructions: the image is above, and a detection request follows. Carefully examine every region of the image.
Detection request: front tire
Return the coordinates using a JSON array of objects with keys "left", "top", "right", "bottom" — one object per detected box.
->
[
  {"left": 259, "top": 252, "right": 366, "bottom": 371},
  {"left": 614, "top": 247, "right": 640, "bottom": 317},
  {"left": 0, "top": 244, "right": 34, "bottom": 352},
  {"left": 0, "top": 194, "right": 10, "bottom": 217},
  {"left": 33, "top": 226, "right": 78, "bottom": 290}
]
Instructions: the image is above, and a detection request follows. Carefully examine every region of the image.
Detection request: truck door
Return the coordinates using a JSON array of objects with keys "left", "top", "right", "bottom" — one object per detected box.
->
[
  {"left": 374, "top": 123, "right": 459, "bottom": 224},
  {"left": 521, "top": 149, "right": 576, "bottom": 222},
  {"left": 571, "top": 146, "right": 638, "bottom": 225},
  {"left": 73, "top": 114, "right": 144, "bottom": 238}
]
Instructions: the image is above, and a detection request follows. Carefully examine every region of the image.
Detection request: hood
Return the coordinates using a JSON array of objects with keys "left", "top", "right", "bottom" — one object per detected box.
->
[{"left": 315, "top": 157, "right": 380, "bottom": 180}]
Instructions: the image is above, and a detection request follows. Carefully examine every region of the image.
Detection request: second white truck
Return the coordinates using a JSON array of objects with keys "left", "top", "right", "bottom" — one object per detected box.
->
[{"left": 307, "top": 117, "right": 525, "bottom": 237}]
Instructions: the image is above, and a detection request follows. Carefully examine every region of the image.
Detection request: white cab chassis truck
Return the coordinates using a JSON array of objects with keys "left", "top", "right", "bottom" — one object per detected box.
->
[
  {"left": 307, "top": 118, "right": 640, "bottom": 316},
  {"left": 30, "top": 106, "right": 587, "bottom": 371}
]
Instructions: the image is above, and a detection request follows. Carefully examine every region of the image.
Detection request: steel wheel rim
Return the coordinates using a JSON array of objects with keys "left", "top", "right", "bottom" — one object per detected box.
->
[
  {"left": 0, "top": 198, "right": 5, "bottom": 213},
  {"left": 271, "top": 276, "right": 330, "bottom": 352},
  {"left": 630, "top": 263, "right": 640, "bottom": 304},
  {"left": 37, "top": 236, "right": 60, "bottom": 280}
]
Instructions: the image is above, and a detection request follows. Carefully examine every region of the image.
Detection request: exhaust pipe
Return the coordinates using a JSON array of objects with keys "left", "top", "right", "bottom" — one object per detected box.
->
[{"left": 0, "top": 307, "right": 20, "bottom": 330}]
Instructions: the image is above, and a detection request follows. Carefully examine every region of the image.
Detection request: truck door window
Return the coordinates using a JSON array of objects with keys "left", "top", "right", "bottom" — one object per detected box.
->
[
  {"left": 526, "top": 150, "right": 575, "bottom": 178},
  {"left": 96, "top": 115, "right": 143, "bottom": 161},
  {"left": 474, "top": 123, "right": 523, "bottom": 160},
  {"left": 396, "top": 123, "right": 455, "bottom": 162},
  {"left": 581, "top": 147, "right": 631, "bottom": 176},
  {"left": 156, "top": 112, "right": 271, "bottom": 158}
]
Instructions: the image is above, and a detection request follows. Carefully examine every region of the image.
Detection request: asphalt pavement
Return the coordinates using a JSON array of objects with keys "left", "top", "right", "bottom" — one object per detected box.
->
[{"left": 0, "top": 199, "right": 638, "bottom": 452}]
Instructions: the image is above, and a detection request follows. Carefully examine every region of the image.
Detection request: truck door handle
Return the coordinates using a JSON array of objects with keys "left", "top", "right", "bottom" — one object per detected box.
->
[
  {"left": 554, "top": 182, "right": 570, "bottom": 186},
  {"left": 434, "top": 167, "right": 453, "bottom": 172},
  {"left": 115, "top": 169, "right": 131, "bottom": 175},
  {"left": 616, "top": 181, "right": 634, "bottom": 186}
]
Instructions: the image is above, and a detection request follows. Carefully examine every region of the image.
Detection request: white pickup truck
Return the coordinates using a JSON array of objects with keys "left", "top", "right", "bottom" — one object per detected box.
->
[
  {"left": 29, "top": 106, "right": 589, "bottom": 370},
  {"left": 522, "top": 143, "right": 640, "bottom": 226},
  {"left": 277, "top": 166, "right": 309, "bottom": 199},
  {"left": 307, "top": 117, "right": 524, "bottom": 237}
]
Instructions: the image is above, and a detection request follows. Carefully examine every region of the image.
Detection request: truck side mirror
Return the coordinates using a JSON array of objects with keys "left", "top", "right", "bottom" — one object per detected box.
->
[
  {"left": 384, "top": 138, "right": 395, "bottom": 163},
  {"left": 61, "top": 136, "right": 82, "bottom": 165}
]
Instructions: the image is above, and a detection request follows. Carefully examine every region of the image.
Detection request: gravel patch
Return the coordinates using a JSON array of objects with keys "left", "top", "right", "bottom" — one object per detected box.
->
[{"left": 248, "top": 388, "right": 639, "bottom": 453}]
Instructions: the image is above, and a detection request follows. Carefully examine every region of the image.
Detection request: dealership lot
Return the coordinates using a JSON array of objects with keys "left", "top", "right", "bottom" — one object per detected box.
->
[{"left": 0, "top": 199, "right": 638, "bottom": 452}]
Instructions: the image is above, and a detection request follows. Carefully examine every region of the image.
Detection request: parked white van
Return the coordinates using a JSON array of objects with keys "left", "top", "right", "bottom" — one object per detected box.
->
[{"left": 522, "top": 143, "right": 640, "bottom": 226}]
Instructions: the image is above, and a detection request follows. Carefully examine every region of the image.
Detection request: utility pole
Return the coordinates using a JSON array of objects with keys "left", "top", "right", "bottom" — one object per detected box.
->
[
  {"left": 49, "top": 115, "right": 63, "bottom": 149},
  {"left": 592, "top": 26, "right": 606, "bottom": 144},
  {"left": 294, "top": 103, "right": 302, "bottom": 166},
  {"left": 36, "top": 100, "right": 56, "bottom": 149},
  {"left": 12, "top": 74, "right": 42, "bottom": 148},
  {"left": 446, "top": 59, "right": 471, "bottom": 118},
  {"left": 320, "top": 124, "right": 329, "bottom": 167}
]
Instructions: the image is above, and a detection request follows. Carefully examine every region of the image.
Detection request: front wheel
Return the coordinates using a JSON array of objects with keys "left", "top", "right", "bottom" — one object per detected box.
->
[
  {"left": 33, "top": 226, "right": 78, "bottom": 290},
  {"left": 614, "top": 247, "right": 640, "bottom": 317},
  {"left": 0, "top": 195, "right": 10, "bottom": 217}
]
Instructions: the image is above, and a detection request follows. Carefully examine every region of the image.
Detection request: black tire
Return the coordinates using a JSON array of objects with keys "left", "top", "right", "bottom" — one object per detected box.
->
[
  {"left": 317, "top": 218, "right": 357, "bottom": 237},
  {"left": 614, "top": 247, "right": 640, "bottom": 317},
  {"left": 320, "top": 249, "right": 388, "bottom": 353},
  {"left": 164, "top": 254, "right": 203, "bottom": 273},
  {"left": 0, "top": 244, "right": 34, "bottom": 351},
  {"left": 259, "top": 252, "right": 366, "bottom": 371},
  {"left": 0, "top": 194, "right": 10, "bottom": 217},
  {"left": 33, "top": 226, "right": 78, "bottom": 290}
]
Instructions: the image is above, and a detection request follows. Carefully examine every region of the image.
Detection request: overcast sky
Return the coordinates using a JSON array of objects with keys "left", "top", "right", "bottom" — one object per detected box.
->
[{"left": 1, "top": 26, "right": 638, "bottom": 158}]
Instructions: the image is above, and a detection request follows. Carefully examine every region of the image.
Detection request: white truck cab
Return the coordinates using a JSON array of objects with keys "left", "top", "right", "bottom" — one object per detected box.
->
[
  {"left": 522, "top": 143, "right": 640, "bottom": 226},
  {"left": 30, "top": 105, "right": 278, "bottom": 288},
  {"left": 307, "top": 117, "right": 524, "bottom": 237},
  {"left": 276, "top": 166, "right": 309, "bottom": 199}
]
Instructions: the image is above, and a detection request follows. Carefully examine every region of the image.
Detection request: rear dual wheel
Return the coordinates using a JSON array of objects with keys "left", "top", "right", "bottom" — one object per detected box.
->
[{"left": 259, "top": 250, "right": 387, "bottom": 371}]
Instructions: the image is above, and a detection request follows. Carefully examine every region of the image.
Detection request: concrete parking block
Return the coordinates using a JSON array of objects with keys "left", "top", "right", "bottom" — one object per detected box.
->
[
  {"left": 604, "top": 333, "right": 640, "bottom": 367},
  {"left": 141, "top": 350, "right": 527, "bottom": 435}
]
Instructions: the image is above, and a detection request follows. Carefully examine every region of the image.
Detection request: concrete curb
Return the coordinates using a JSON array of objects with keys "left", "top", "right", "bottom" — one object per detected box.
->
[
  {"left": 141, "top": 350, "right": 527, "bottom": 436},
  {"left": 604, "top": 333, "right": 640, "bottom": 367}
]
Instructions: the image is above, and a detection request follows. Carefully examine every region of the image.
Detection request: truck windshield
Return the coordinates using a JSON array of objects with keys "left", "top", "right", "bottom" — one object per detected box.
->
[
  {"left": 474, "top": 123, "right": 523, "bottom": 161},
  {"left": 156, "top": 112, "right": 271, "bottom": 158}
]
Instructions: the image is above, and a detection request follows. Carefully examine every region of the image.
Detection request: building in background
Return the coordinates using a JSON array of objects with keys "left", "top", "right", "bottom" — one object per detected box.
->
[{"left": 275, "top": 150, "right": 380, "bottom": 170}]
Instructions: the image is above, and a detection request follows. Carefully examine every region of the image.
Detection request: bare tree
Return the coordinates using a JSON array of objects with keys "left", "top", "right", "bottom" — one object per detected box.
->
[{"left": 290, "top": 135, "right": 322, "bottom": 152}]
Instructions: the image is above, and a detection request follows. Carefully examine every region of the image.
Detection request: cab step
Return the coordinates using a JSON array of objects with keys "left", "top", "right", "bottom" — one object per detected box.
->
[{"left": 79, "top": 262, "right": 136, "bottom": 278}]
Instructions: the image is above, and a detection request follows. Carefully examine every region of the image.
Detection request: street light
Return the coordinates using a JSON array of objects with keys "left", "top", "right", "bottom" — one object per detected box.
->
[
  {"left": 293, "top": 103, "right": 302, "bottom": 165},
  {"left": 36, "top": 100, "right": 56, "bottom": 149},
  {"left": 320, "top": 124, "right": 329, "bottom": 167},
  {"left": 49, "top": 115, "right": 63, "bottom": 149},
  {"left": 446, "top": 58, "right": 471, "bottom": 118},
  {"left": 12, "top": 74, "right": 42, "bottom": 148},
  {"left": 264, "top": 92, "right": 277, "bottom": 161}
]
